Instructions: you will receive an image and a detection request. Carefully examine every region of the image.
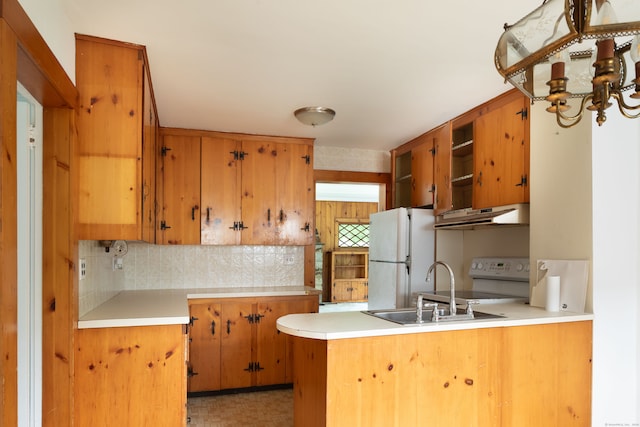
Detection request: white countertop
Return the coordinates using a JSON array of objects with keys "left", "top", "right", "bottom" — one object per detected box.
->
[
  {"left": 276, "top": 303, "right": 594, "bottom": 340},
  {"left": 78, "top": 286, "right": 320, "bottom": 329}
]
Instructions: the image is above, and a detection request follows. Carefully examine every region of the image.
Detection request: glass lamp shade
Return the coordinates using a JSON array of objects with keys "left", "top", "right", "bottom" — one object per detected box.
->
[
  {"left": 294, "top": 107, "right": 336, "bottom": 126},
  {"left": 495, "top": 0, "right": 640, "bottom": 100}
]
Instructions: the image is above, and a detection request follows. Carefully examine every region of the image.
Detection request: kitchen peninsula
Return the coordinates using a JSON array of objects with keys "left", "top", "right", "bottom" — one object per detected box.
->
[{"left": 277, "top": 304, "right": 593, "bottom": 427}]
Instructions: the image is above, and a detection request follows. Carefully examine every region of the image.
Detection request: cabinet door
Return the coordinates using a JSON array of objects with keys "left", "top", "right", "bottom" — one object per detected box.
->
[
  {"left": 241, "top": 139, "right": 278, "bottom": 244},
  {"left": 473, "top": 94, "right": 529, "bottom": 209},
  {"left": 275, "top": 142, "right": 314, "bottom": 245},
  {"left": 220, "top": 301, "right": 254, "bottom": 390},
  {"left": 433, "top": 123, "right": 452, "bottom": 214},
  {"left": 255, "top": 301, "right": 290, "bottom": 386},
  {"left": 75, "top": 37, "right": 145, "bottom": 240},
  {"left": 411, "top": 137, "right": 435, "bottom": 208},
  {"left": 160, "top": 135, "right": 201, "bottom": 245},
  {"left": 201, "top": 136, "right": 241, "bottom": 245},
  {"left": 188, "top": 303, "right": 221, "bottom": 392}
]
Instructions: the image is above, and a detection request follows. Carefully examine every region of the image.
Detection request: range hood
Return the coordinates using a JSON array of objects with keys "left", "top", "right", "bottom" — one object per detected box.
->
[{"left": 434, "top": 203, "right": 529, "bottom": 229}]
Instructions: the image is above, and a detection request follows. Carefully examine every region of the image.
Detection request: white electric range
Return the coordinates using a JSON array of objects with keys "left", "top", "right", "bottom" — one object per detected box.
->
[{"left": 421, "top": 257, "right": 530, "bottom": 305}]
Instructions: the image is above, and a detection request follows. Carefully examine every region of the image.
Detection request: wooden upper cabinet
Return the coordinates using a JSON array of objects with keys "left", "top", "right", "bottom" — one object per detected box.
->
[
  {"left": 201, "top": 136, "right": 242, "bottom": 245},
  {"left": 410, "top": 135, "right": 435, "bottom": 208},
  {"left": 75, "top": 35, "right": 158, "bottom": 241},
  {"left": 242, "top": 139, "right": 279, "bottom": 244},
  {"left": 159, "top": 129, "right": 314, "bottom": 245},
  {"left": 159, "top": 134, "right": 201, "bottom": 245},
  {"left": 274, "top": 142, "right": 314, "bottom": 245},
  {"left": 392, "top": 89, "right": 529, "bottom": 215},
  {"left": 432, "top": 123, "right": 452, "bottom": 215},
  {"left": 473, "top": 91, "right": 529, "bottom": 209},
  {"left": 391, "top": 123, "right": 450, "bottom": 213}
]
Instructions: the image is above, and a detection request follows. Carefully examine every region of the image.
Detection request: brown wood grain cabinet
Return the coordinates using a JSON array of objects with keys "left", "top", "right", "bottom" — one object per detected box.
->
[
  {"left": 159, "top": 134, "right": 202, "bottom": 244},
  {"left": 159, "top": 128, "right": 314, "bottom": 245},
  {"left": 473, "top": 91, "right": 530, "bottom": 209},
  {"left": 328, "top": 251, "right": 369, "bottom": 302},
  {"left": 74, "top": 325, "right": 187, "bottom": 426},
  {"left": 291, "top": 320, "right": 592, "bottom": 427},
  {"left": 391, "top": 123, "right": 451, "bottom": 214},
  {"left": 392, "top": 89, "right": 529, "bottom": 214},
  {"left": 75, "top": 35, "right": 159, "bottom": 241},
  {"left": 188, "top": 295, "right": 318, "bottom": 393}
]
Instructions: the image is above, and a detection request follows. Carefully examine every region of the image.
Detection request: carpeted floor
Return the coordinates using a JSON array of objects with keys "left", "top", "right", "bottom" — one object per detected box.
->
[{"left": 187, "top": 388, "right": 293, "bottom": 427}]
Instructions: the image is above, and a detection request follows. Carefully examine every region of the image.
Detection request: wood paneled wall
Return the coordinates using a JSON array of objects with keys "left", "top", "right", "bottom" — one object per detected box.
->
[
  {"left": 315, "top": 200, "right": 379, "bottom": 301},
  {"left": 0, "top": 1, "right": 78, "bottom": 425}
]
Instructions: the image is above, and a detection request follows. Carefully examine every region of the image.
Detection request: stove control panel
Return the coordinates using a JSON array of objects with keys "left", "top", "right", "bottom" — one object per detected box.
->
[{"left": 468, "top": 257, "right": 530, "bottom": 281}]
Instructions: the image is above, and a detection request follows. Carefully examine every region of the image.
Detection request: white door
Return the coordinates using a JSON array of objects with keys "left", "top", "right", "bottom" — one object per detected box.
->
[
  {"left": 368, "top": 261, "right": 409, "bottom": 310},
  {"left": 369, "top": 208, "right": 409, "bottom": 263},
  {"left": 17, "top": 82, "right": 43, "bottom": 427}
]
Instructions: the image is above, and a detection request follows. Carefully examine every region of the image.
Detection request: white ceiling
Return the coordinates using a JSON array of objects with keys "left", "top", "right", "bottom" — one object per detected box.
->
[{"left": 60, "top": 0, "right": 538, "bottom": 152}]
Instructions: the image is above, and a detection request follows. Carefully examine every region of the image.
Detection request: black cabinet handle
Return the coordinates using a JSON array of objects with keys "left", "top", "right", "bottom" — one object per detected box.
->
[
  {"left": 227, "top": 319, "right": 231, "bottom": 334},
  {"left": 267, "top": 208, "right": 271, "bottom": 222},
  {"left": 206, "top": 207, "right": 211, "bottom": 222},
  {"left": 211, "top": 320, "right": 216, "bottom": 336},
  {"left": 279, "top": 209, "right": 284, "bottom": 222}
]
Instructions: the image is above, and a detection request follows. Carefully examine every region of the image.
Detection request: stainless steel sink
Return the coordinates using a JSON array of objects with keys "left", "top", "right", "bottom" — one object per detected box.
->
[{"left": 362, "top": 307, "right": 504, "bottom": 325}]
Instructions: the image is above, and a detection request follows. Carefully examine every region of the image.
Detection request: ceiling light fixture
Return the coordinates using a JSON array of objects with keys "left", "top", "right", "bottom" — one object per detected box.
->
[
  {"left": 294, "top": 106, "right": 336, "bottom": 126},
  {"left": 495, "top": 0, "right": 640, "bottom": 128}
]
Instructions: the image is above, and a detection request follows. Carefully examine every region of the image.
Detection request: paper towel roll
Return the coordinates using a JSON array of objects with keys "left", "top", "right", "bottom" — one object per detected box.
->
[{"left": 545, "top": 275, "right": 561, "bottom": 312}]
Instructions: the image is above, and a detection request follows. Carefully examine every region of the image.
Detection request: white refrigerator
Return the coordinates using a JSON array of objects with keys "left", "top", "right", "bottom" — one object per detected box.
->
[{"left": 368, "top": 207, "right": 435, "bottom": 309}]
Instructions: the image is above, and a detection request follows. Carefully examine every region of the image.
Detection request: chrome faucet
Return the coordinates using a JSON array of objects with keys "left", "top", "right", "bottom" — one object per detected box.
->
[{"left": 426, "top": 261, "right": 457, "bottom": 316}]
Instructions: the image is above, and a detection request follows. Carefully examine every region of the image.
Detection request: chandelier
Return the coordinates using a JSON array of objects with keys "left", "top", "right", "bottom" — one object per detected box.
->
[{"left": 495, "top": 0, "right": 640, "bottom": 128}]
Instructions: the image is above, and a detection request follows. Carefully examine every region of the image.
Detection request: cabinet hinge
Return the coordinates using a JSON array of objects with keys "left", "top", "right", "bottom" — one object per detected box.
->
[
  {"left": 160, "top": 220, "right": 171, "bottom": 230},
  {"left": 515, "top": 175, "right": 528, "bottom": 187},
  {"left": 161, "top": 146, "right": 172, "bottom": 156},
  {"left": 430, "top": 147, "right": 436, "bottom": 156},
  {"left": 516, "top": 108, "right": 528, "bottom": 120},
  {"left": 230, "top": 150, "right": 249, "bottom": 160},
  {"left": 300, "top": 222, "right": 311, "bottom": 232},
  {"left": 244, "top": 313, "right": 265, "bottom": 324},
  {"left": 229, "top": 221, "right": 248, "bottom": 231},
  {"left": 301, "top": 154, "right": 311, "bottom": 164},
  {"left": 189, "top": 316, "right": 198, "bottom": 326},
  {"left": 243, "top": 362, "right": 265, "bottom": 372}
]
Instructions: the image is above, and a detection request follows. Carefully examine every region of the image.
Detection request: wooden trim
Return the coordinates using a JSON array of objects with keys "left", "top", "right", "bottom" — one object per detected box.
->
[
  {"left": 160, "top": 126, "right": 315, "bottom": 145},
  {"left": 451, "top": 88, "right": 523, "bottom": 128},
  {"left": 314, "top": 169, "right": 390, "bottom": 185},
  {"left": 42, "top": 107, "right": 75, "bottom": 425},
  {"left": 1, "top": 1, "right": 77, "bottom": 424},
  {"left": 0, "top": 18, "right": 19, "bottom": 427},
  {"left": 1, "top": 0, "right": 77, "bottom": 108}
]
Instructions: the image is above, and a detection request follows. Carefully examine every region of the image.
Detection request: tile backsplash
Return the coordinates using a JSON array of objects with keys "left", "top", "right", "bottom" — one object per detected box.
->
[{"left": 78, "top": 241, "right": 304, "bottom": 317}]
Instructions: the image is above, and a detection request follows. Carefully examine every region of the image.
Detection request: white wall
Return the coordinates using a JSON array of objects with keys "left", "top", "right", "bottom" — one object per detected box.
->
[
  {"left": 531, "top": 101, "right": 640, "bottom": 425},
  {"left": 529, "top": 102, "right": 593, "bottom": 309},
  {"left": 591, "top": 111, "right": 640, "bottom": 425},
  {"left": 17, "top": 0, "right": 75, "bottom": 82}
]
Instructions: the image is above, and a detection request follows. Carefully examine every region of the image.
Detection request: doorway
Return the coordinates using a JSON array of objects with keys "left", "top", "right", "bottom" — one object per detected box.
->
[
  {"left": 16, "top": 82, "right": 43, "bottom": 426},
  {"left": 315, "top": 183, "right": 382, "bottom": 310}
]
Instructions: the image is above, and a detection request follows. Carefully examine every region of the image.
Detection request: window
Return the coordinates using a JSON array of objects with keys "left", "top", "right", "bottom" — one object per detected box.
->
[{"left": 336, "top": 220, "right": 369, "bottom": 248}]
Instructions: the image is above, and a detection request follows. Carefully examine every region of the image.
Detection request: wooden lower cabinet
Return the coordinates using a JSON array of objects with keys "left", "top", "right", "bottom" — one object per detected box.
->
[
  {"left": 188, "top": 294, "right": 318, "bottom": 393},
  {"left": 74, "top": 324, "right": 187, "bottom": 427},
  {"left": 291, "top": 320, "right": 592, "bottom": 427}
]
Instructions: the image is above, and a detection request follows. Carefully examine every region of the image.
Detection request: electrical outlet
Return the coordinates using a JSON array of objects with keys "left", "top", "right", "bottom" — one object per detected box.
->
[
  {"left": 113, "top": 257, "right": 124, "bottom": 271},
  {"left": 284, "top": 255, "right": 295, "bottom": 265},
  {"left": 79, "top": 258, "right": 87, "bottom": 280}
]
